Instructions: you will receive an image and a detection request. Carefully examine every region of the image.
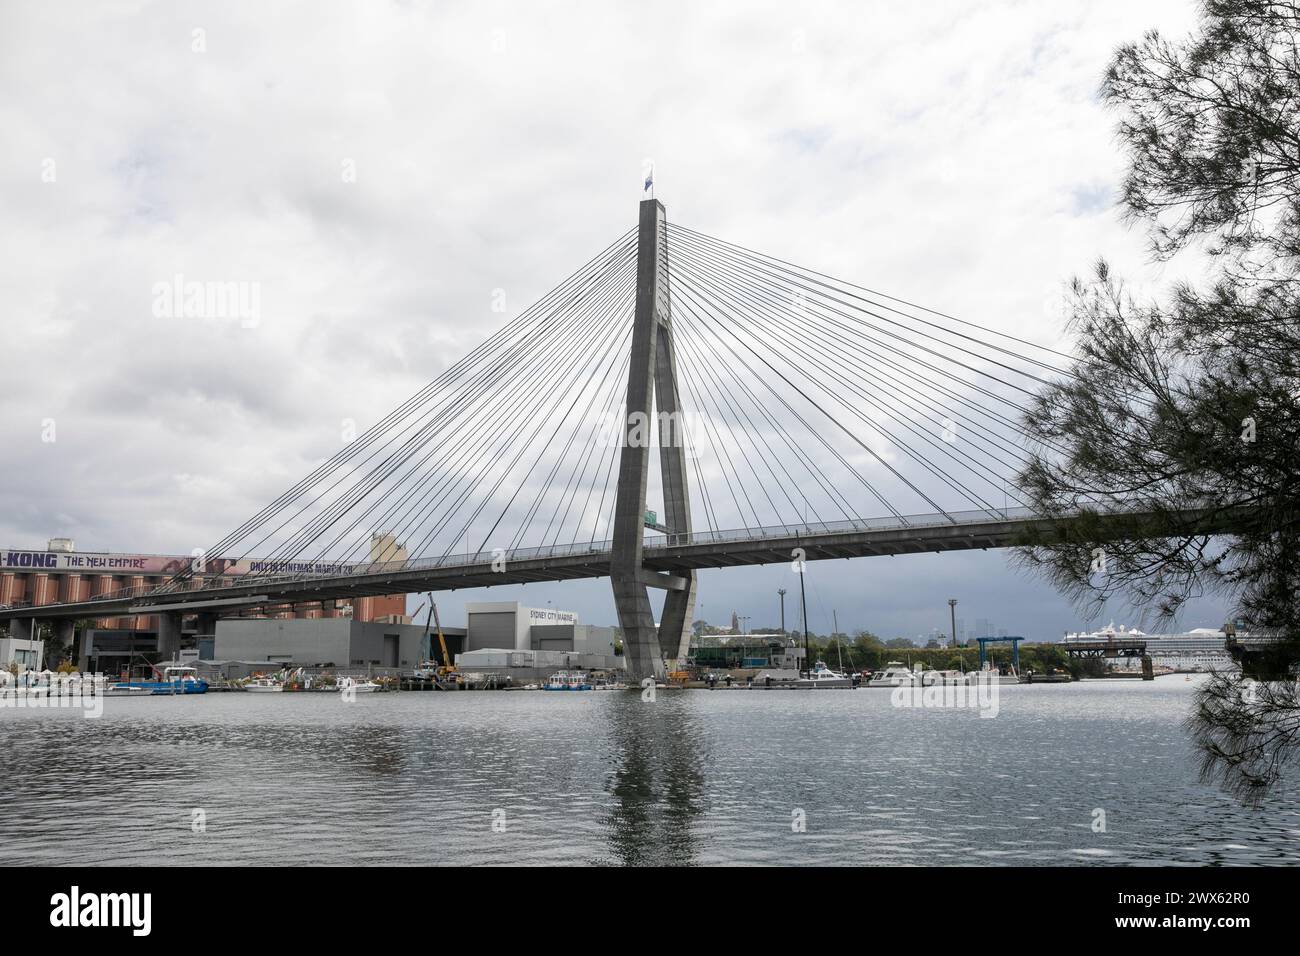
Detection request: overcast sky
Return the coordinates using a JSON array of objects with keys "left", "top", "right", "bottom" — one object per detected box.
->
[{"left": 0, "top": 0, "right": 1227, "bottom": 640}]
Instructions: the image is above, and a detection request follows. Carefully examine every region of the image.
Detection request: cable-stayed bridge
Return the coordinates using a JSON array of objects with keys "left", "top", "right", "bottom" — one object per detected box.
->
[{"left": 0, "top": 199, "right": 1244, "bottom": 679}]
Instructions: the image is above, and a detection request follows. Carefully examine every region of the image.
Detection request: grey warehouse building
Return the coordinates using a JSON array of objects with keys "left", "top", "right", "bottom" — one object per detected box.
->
[
  {"left": 214, "top": 618, "right": 465, "bottom": 669},
  {"left": 209, "top": 601, "right": 617, "bottom": 679}
]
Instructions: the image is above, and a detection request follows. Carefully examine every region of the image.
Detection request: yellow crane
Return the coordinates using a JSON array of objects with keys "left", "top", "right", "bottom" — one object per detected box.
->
[
  {"left": 417, "top": 593, "right": 461, "bottom": 689},
  {"left": 431, "top": 599, "right": 460, "bottom": 686}
]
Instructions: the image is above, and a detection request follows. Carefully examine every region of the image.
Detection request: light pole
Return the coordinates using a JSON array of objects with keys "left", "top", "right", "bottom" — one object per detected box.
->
[
  {"left": 778, "top": 588, "right": 787, "bottom": 634},
  {"left": 948, "top": 598, "right": 958, "bottom": 648},
  {"left": 799, "top": 568, "right": 810, "bottom": 676}
]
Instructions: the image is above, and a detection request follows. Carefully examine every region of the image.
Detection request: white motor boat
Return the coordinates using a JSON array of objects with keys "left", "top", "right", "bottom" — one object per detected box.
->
[
  {"left": 752, "top": 669, "right": 800, "bottom": 685},
  {"left": 796, "top": 660, "right": 854, "bottom": 688},
  {"left": 245, "top": 678, "right": 284, "bottom": 693},
  {"left": 866, "top": 661, "right": 918, "bottom": 687},
  {"left": 337, "top": 676, "right": 381, "bottom": 694}
]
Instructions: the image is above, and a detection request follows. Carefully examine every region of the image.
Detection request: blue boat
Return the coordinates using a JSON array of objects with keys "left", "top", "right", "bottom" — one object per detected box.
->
[
  {"left": 543, "top": 671, "right": 593, "bottom": 691},
  {"left": 111, "top": 666, "right": 209, "bottom": 696}
]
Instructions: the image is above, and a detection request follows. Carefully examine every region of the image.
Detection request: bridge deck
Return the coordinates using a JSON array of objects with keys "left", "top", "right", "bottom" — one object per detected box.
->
[{"left": 0, "top": 506, "right": 1238, "bottom": 621}]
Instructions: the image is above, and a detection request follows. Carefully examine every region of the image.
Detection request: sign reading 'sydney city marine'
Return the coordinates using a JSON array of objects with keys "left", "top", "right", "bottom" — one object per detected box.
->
[{"left": 527, "top": 607, "right": 578, "bottom": 626}]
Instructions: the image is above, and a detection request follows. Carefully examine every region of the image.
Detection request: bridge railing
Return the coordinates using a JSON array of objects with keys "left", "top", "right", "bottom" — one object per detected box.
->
[{"left": 644, "top": 506, "right": 1039, "bottom": 549}]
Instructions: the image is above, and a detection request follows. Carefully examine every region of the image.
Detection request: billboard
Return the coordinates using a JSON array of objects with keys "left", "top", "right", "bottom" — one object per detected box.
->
[{"left": 0, "top": 549, "right": 358, "bottom": 578}]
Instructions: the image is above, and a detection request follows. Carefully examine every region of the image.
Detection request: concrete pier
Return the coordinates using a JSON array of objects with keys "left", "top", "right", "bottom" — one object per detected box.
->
[
  {"left": 157, "top": 611, "right": 183, "bottom": 662},
  {"left": 53, "top": 619, "right": 75, "bottom": 664}
]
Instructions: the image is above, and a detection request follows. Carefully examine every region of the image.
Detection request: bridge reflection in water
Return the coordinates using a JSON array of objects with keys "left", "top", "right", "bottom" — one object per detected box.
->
[
  {"left": 2, "top": 685, "right": 1298, "bottom": 865},
  {"left": 602, "top": 691, "right": 709, "bottom": 866}
]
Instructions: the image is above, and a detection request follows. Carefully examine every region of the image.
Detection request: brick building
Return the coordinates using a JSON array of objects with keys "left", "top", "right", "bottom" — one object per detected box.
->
[{"left": 0, "top": 536, "right": 411, "bottom": 670}]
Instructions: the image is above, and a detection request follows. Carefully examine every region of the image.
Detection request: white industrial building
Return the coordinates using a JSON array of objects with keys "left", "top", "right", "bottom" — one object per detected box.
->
[
  {"left": 458, "top": 601, "right": 622, "bottom": 678},
  {"left": 0, "top": 635, "right": 44, "bottom": 671}
]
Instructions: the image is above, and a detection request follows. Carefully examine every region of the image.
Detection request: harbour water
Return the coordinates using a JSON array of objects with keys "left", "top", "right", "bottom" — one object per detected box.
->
[{"left": 2, "top": 676, "right": 1297, "bottom": 866}]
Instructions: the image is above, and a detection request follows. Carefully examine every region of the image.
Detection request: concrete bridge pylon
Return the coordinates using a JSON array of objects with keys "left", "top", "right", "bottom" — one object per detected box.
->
[{"left": 610, "top": 199, "right": 697, "bottom": 682}]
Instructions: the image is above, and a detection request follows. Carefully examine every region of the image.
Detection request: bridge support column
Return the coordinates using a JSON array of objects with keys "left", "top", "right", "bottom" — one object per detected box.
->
[
  {"left": 610, "top": 198, "right": 697, "bottom": 681},
  {"left": 53, "top": 619, "right": 76, "bottom": 665},
  {"left": 653, "top": 307, "right": 697, "bottom": 662},
  {"left": 77, "top": 627, "right": 93, "bottom": 674},
  {"left": 9, "top": 617, "right": 34, "bottom": 642},
  {"left": 156, "top": 611, "right": 183, "bottom": 663}
]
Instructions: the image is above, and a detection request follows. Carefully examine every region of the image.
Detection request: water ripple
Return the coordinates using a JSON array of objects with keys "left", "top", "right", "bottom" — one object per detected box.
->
[{"left": 0, "top": 679, "right": 1295, "bottom": 865}]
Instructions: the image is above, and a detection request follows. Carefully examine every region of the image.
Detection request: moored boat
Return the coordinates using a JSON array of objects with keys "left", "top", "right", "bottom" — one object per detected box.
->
[
  {"left": 975, "top": 663, "right": 1021, "bottom": 685},
  {"left": 866, "top": 661, "right": 917, "bottom": 688},
  {"left": 337, "top": 676, "right": 381, "bottom": 694},
  {"left": 244, "top": 677, "right": 284, "bottom": 693},
  {"left": 111, "top": 666, "right": 208, "bottom": 696},
  {"left": 796, "top": 660, "right": 854, "bottom": 688},
  {"left": 544, "top": 671, "right": 593, "bottom": 691}
]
